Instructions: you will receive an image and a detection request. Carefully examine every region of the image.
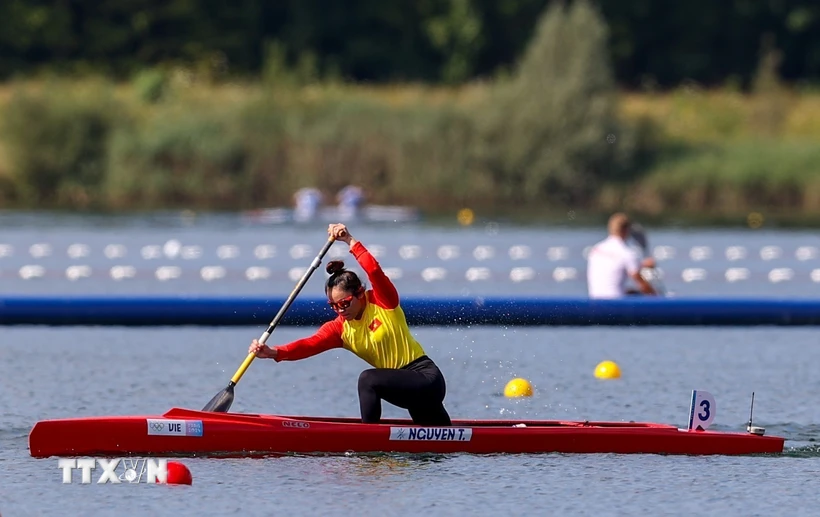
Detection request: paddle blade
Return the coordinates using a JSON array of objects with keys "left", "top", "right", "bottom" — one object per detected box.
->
[
  {"left": 202, "top": 384, "right": 234, "bottom": 412},
  {"left": 630, "top": 223, "right": 648, "bottom": 254}
]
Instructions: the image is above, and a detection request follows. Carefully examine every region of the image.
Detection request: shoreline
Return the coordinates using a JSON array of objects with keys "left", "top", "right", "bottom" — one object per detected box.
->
[{"left": 0, "top": 78, "right": 818, "bottom": 226}]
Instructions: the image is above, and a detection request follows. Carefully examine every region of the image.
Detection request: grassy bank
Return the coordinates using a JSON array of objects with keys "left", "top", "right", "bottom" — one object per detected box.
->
[
  {"left": 612, "top": 89, "right": 820, "bottom": 222},
  {"left": 0, "top": 76, "right": 819, "bottom": 225}
]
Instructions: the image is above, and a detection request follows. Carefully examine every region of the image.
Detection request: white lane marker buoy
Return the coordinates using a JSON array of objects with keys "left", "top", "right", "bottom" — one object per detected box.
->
[
  {"left": 254, "top": 245, "right": 276, "bottom": 259},
  {"left": 768, "top": 268, "right": 793, "bottom": 283},
  {"left": 104, "top": 244, "right": 127, "bottom": 259},
  {"left": 689, "top": 246, "right": 712, "bottom": 261},
  {"left": 290, "top": 244, "right": 311, "bottom": 259},
  {"left": 682, "top": 268, "right": 707, "bottom": 282},
  {"left": 508, "top": 245, "right": 531, "bottom": 260},
  {"left": 796, "top": 246, "right": 817, "bottom": 261},
  {"left": 383, "top": 267, "right": 403, "bottom": 280},
  {"left": 398, "top": 245, "right": 421, "bottom": 260},
  {"left": 546, "top": 247, "right": 568, "bottom": 261},
  {"left": 329, "top": 245, "right": 347, "bottom": 258},
  {"left": 66, "top": 265, "right": 92, "bottom": 280},
  {"left": 141, "top": 245, "right": 162, "bottom": 259},
  {"left": 110, "top": 266, "right": 137, "bottom": 280},
  {"left": 216, "top": 245, "right": 239, "bottom": 260},
  {"left": 725, "top": 246, "right": 746, "bottom": 261},
  {"left": 288, "top": 267, "right": 307, "bottom": 281},
  {"left": 552, "top": 267, "right": 577, "bottom": 282},
  {"left": 510, "top": 267, "right": 535, "bottom": 283},
  {"left": 67, "top": 244, "right": 90, "bottom": 258},
  {"left": 201, "top": 266, "right": 227, "bottom": 281},
  {"left": 421, "top": 267, "right": 447, "bottom": 281},
  {"left": 29, "top": 243, "right": 51, "bottom": 258},
  {"left": 654, "top": 246, "right": 675, "bottom": 260},
  {"left": 180, "top": 245, "right": 202, "bottom": 259},
  {"left": 437, "top": 245, "right": 460, "bottom": 260},
  {"left": 473, "top": 246, "right": 495, "bottom": 261},
  {"left": 245, "top": 267, "right": 271, "bottom": 281},
  {"left": 725, "top": 268, "right": 750, "bottom": 282},
  {"left": 163, "top": 240, "right": 182, "bottom": 258},
  {"left": 761, "top": 246, "right": 782, "bottom": 261},
  {"left": 465, "top": 267, "right": 491, "bottom": 282},
  {"left": 155, "top": 266, "right": 182, "bottom": 281},
  {"left": 19, "top": 265, "right": 45, "bottom": 279},
  {"left": 368, "top": 245, "right": 386, "bottom": 258}
]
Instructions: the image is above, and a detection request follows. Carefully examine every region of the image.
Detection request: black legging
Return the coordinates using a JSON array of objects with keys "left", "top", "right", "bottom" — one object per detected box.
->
[{"left": 357, "top": 355, "right": 452, "bottom": 426}]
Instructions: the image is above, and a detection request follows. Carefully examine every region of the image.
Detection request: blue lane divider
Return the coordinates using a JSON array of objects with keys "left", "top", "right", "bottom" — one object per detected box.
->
[{"left": 0, "top": 296, "right": 819, "bottom": 326}]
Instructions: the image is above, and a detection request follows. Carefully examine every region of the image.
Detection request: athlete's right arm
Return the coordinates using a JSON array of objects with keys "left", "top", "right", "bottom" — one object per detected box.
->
[
  {"left": 272, "top": 319, "right": 345, "bottom": 361},
  {"left": 630, "top": 270, "right": 657, "bottom": 295},
  {"left": 626, "top": 251, "right": 657, "bottom": 295}
]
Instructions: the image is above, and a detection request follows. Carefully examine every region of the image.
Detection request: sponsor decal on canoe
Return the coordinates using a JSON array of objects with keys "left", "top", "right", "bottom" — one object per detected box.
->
[
  {"left": 389, "top": 427, "right": 472, "bottom": 441},
  {"left": 282, "top": 420, "right": 310, "bottom": 429},
  {"left": 146, "top": 419, "right": 203, "bottom": 437}
]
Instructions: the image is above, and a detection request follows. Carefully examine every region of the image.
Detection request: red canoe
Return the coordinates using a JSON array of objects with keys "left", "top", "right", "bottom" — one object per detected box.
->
[{"left": 28, "top": 407, "right": 784, "bottom": 458}]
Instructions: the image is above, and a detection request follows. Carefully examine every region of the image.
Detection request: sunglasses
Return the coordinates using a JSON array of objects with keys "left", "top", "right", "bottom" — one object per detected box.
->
[{"left": 328, "top": 292, "right": 361, "bottom": 311}]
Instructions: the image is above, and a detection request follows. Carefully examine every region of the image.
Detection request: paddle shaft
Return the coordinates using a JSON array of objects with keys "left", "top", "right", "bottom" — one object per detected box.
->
[
  {"left": 228, "top": 235, "right": 337, "bottom": 385},
  {"left": 631, "top": 224, "right": 666, "bottom": 295}
]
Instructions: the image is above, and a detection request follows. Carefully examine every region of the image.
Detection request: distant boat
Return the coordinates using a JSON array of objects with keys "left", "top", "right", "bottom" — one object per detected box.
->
[{"left": 242, "top": 205, "right": 421, "bottom": 224}]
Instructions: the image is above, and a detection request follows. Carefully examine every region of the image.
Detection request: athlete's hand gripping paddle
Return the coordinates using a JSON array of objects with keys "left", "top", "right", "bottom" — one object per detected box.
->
[
  {"left": 630, "top": 223, "right": 666, "bottom": 295},
  {"left": 202, "top": 235, "right": 338, "bottom": 412}
]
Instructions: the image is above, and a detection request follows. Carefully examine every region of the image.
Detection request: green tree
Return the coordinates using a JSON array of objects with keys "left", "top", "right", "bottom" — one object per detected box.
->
[
  {"left": 472, "top": 0, "right": 629, "bottom": 204},
  {"left": 425, "top": 0, "right": 483, "bottom": 83}
]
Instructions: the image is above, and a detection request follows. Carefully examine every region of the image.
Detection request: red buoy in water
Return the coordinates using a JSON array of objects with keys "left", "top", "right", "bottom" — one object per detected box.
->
[{"left": 165, "top": 461, "right": 193, "bottom": 485}]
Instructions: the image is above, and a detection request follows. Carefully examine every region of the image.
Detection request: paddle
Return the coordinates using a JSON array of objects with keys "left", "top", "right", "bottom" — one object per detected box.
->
[
  {"left": 630, "top": 223, "right": 666, "bottom": 295},
  {"left": 630, "top": 223, "right": 649, "bottom": 254},
  {"left": 202, "top": 235, "right": 338, "bottom": 412}
]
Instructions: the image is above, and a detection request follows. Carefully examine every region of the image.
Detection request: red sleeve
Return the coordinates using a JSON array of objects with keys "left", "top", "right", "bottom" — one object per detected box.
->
[
  {"left": 274, "top": 318, "right": 344, "bottom": 361},
  {"left": 350, "top": 241, "right": 399, "bottom": 309}
]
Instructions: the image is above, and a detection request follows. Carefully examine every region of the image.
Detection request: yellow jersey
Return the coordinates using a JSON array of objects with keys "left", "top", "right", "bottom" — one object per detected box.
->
[{"left": 275, "top": 241, "right": 426, "bottom": 369}]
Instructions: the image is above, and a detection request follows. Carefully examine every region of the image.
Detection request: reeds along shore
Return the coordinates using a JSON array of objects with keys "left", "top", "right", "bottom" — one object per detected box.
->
[
  {"left": 2, "top": 78, "right": 818, "bottom": 222},
  {"left": 1, "top": 77, "right": 818, "bottom": 222}
]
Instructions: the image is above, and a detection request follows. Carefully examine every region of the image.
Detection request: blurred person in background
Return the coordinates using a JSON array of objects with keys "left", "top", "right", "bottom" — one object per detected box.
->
[
  {"left": 293, "top": 187, "right": 324, "bottom": 222},
  {"left": 336, "top": 184, "right": 365, "bottom": 221},
  {"left": 586, "top": 212, "right": 658, "bottom": 299}
]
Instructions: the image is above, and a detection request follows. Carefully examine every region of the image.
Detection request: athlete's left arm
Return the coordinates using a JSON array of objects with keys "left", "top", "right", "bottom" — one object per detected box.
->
[{"left": 350, "top": 240, "right": 399, "bottom": 309}]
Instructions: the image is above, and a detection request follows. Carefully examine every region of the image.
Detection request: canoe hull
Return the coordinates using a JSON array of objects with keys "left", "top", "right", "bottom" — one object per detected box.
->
[{"left": 29, "top": 407, "right": 785, "bottom": 458}]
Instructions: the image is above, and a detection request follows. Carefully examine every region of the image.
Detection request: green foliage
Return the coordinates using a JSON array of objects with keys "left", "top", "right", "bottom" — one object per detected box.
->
[
  {"left": 751, "top": 34, "right": 789, "bottom": 136},
  {"left": 3, "top": 0, "right": 820, "bottom": 219},
  {"left": 236, "top": 94, "right": 476, "bottom": 206},
  {"left": 425, "top": 0, "right": 484, "bottom": 84},
  {"left": 132, "top": 68, "right": 169, "bottom": 104},
  {"left": 629, "top": 139, "right": 820, "bottom": 214},
  {"left": 0, "top": 79, "right": 122, "bottom": 208},
  {"left": 2, "top": 0, "right": 820, "bottom": 87},
  {"left": 262, "top": 41, "right": 323, "bottom": 90},
  {"left": 106, "top": 103, "right": 249, "bottom": 209},
  {"left": 471, "top": 0, "right": 635, "bottom": 204}
]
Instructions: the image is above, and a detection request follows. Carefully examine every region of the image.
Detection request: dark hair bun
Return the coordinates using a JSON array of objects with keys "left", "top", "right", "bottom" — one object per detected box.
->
[{"left": 326, "top": 260, "right": 345, "bottom": 275}]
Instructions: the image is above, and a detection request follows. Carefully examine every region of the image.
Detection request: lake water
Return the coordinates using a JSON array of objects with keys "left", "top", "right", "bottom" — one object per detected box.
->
[{"left": 1, "top": 212, "right": 819, "bottom": 516}]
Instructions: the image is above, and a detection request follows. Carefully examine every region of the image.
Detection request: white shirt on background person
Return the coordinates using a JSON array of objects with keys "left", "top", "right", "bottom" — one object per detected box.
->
[{"left": 586, "top": 235, "right": 642, "bottom": 299}]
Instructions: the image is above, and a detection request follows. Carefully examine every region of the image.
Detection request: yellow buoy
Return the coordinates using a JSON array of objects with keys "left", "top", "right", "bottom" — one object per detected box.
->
[
  {"left": 504, "top": 378, "right": 533, "bottom": 397},
  {"left": 594, "top": 360, "right": 621, "bottom": 379},
  {"left": 457, "top": 208, "right": 475, "bottom": 226},
  {"left": 747, "top": 211, "right": 764, "bottom": 229}
]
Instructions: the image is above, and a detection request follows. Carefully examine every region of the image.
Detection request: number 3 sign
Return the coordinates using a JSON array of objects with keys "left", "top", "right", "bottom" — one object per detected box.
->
[{"left": 688, "top": 390, "right": 716, "bottom": 431}]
